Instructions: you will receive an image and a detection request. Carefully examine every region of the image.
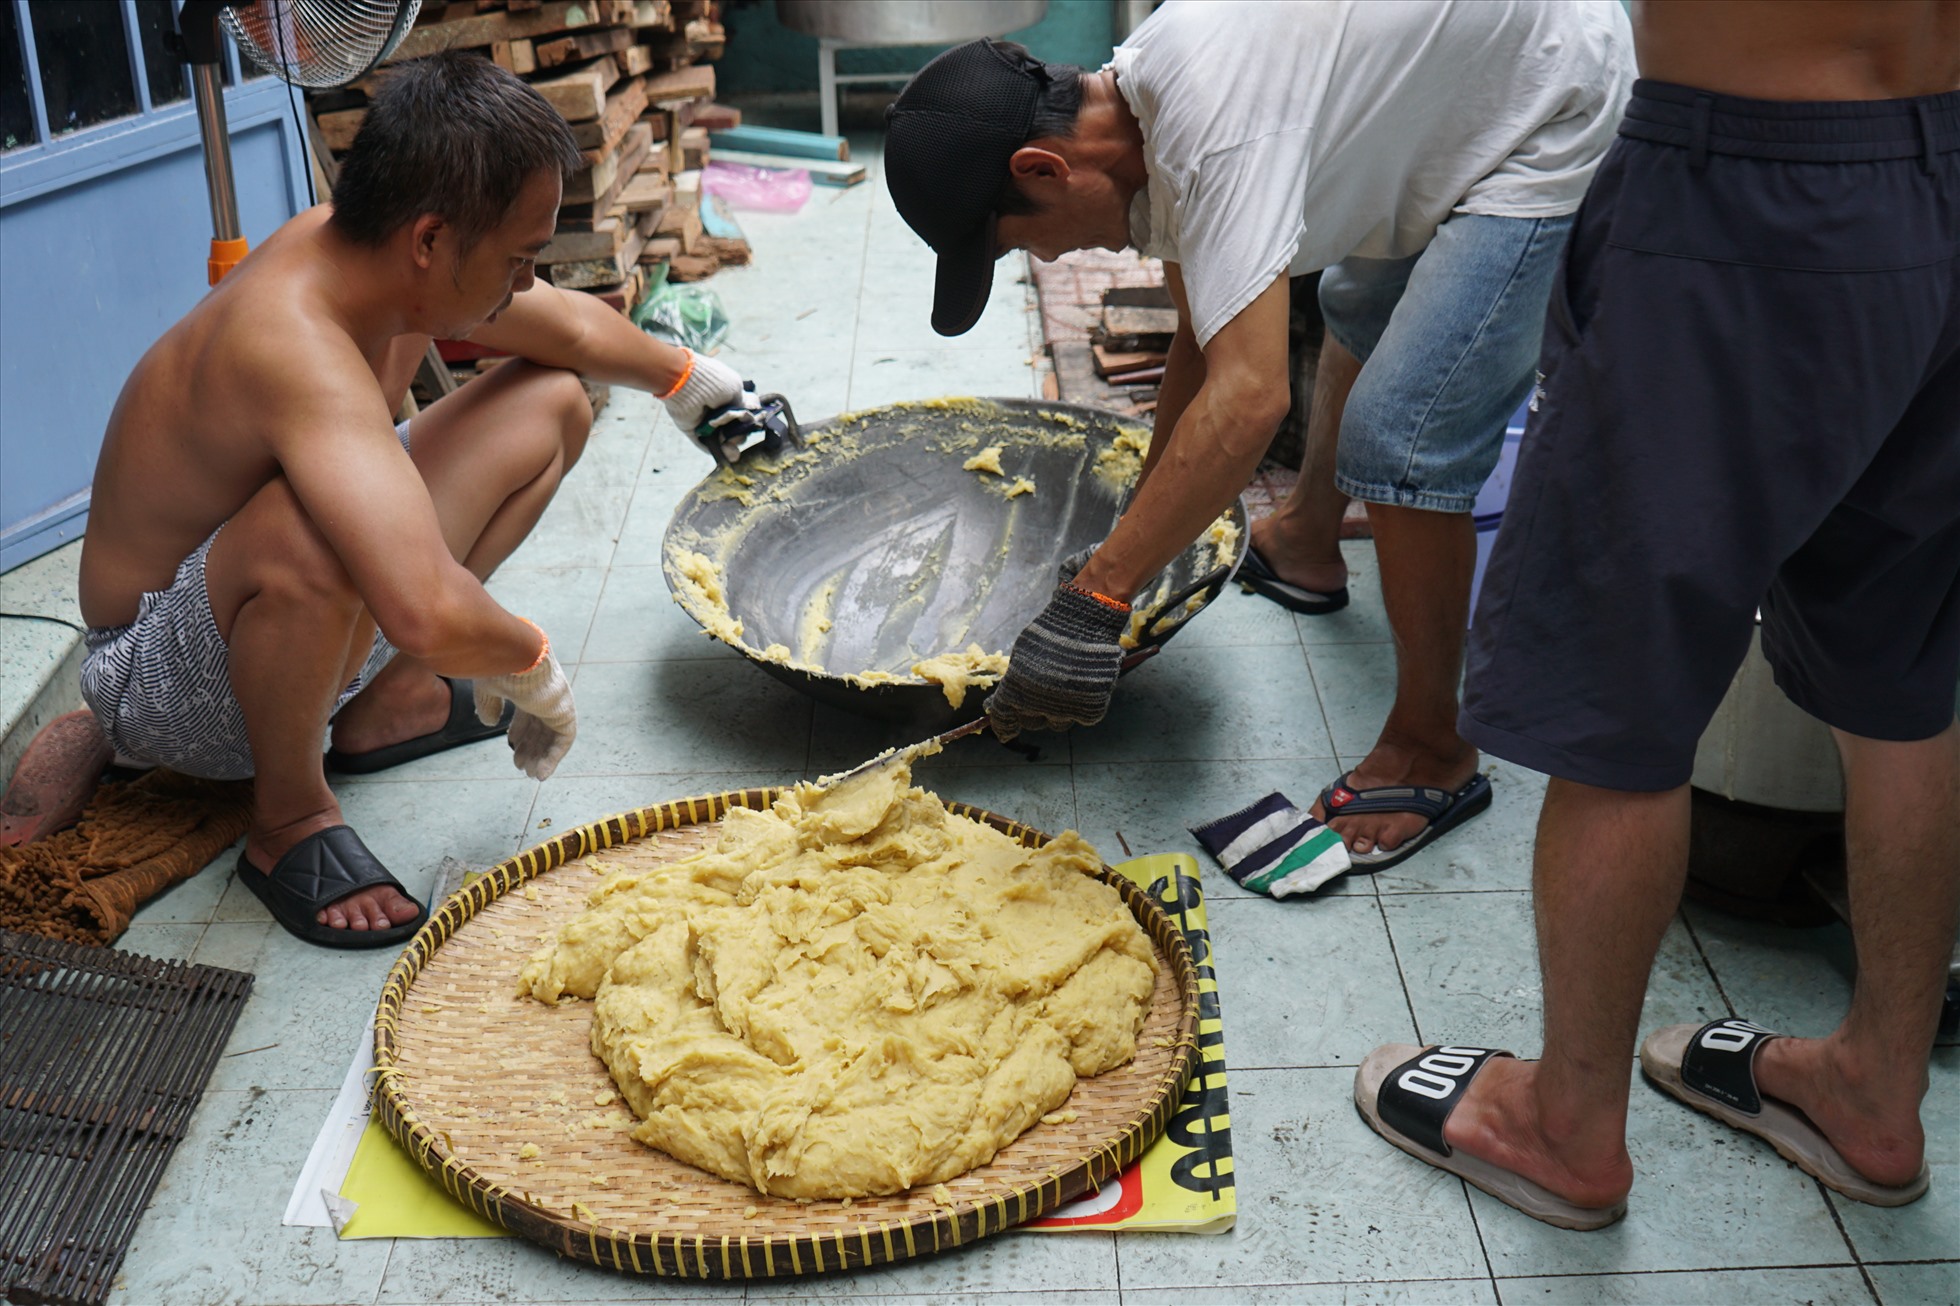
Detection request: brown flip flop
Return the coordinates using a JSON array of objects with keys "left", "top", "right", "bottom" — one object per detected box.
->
[
  {"left": 1640, "top": 1020, "right": 1929, "bottom": 1207},
  {"left": 1355, "top": 1043, "right": 1627, "bottom": 1231}
]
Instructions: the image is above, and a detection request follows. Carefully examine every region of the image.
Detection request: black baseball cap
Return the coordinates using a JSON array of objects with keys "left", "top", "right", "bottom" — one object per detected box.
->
[{"left": 885, "top": 39, "right": 1050, "bottom": 336}]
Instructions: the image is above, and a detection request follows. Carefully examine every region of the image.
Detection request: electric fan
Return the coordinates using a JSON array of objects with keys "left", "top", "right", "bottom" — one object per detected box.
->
[{"left": 170, "top": 0, "right": 422, "bottom": 284}]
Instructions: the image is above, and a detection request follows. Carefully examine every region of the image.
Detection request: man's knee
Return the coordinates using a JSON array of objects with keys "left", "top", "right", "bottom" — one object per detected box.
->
[
  {"left": 484, "top": 359, "right": 592, "bottom": 470},
  {"left": 228, "top": 479, "right": 362, "bottom": 616},
  {"left": 539, "top": 365, "right": 593, "bottom": 467}
]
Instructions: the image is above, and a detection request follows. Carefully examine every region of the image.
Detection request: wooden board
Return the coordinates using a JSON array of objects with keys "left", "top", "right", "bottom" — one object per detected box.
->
[
  {"left": 691, "top": 102, "right": 741, "bottom": 131},
  {"left": 569, "top": 76, "right": 650, "bottom": 152},
  {"left": 1092, "top": 345, "right": 1168, "bottom": 378},
  {"left": 538, "top": 217, "right": 629, "bottom": 266},
  {"left": 532, "top": 57, "right": 621, "bottom": 122},
  {"left": 589, "top": 265, "right": 651, "bottom": 314},
  {"left": 641, "top": 63, "right": 716, "bottom": 105},
  {"left": 388, "top": 1, "right": 613, "bottom": 62},
  {"left": 654, "top": 192, "right": 703, "bottom": 253},
  {"left": 313, "top": 107, "right": 365, "bottom": 153},
  {"left": 489, "top": 38, "right": 537, "bottom": 75},
  {"left": 549, "top": 227, "right": 649, "bottom": 289},
  {"left": 564, "top": 120, "right": 654, "bottom": 209},
  {"left": 535, "top": 25, "right": 633, "bottom": 69},
  {"left": 665, "top": 250, "right": 721, "bottom": 282},
  {"left": 639, "top": 233, "right": 684, "bottom": 263},
  {"left": 617, "top": 168, "right": 674, "bottom": 213},
  {"left": 679, "top": 125, "right": 708, "bottom": 171},
  {"left": 1097, "top": 305, "right": 1179, "bottom": 352}
]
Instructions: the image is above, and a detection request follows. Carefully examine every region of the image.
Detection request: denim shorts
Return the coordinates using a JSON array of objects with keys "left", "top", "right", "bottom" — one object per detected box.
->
[{"left": 1318, "top": 212, "right": 1575, "bottom": 513}]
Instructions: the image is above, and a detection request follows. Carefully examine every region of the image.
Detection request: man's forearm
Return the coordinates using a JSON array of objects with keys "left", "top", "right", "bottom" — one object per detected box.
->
[
  {"left": 373, "top": 560, "right": 553, "bottom": 680},
  {"left": 1075, "top": 377, "right": 1283, "bottom": 602},
  {"left": 1132, "top": 328, "right": 1205, "bottom": 500},
  {"left": 470, "top": 282, "right": 691, "bottom": 395}
]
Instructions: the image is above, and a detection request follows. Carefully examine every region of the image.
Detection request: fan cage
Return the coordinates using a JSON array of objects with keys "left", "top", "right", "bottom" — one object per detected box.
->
[{"left": 223, "top": 0, "right": 422, "bottom": 89}]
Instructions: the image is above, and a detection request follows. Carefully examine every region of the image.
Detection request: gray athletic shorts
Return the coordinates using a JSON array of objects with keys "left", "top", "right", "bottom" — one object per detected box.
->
[{"left": 79, "top": 421, "right": 413, "bottom": 781}]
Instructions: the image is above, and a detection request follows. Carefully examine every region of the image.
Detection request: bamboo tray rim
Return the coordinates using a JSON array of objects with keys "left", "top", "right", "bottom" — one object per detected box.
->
[{"left": 371, "top": 787, "right": 1202, "bottom": 1278}]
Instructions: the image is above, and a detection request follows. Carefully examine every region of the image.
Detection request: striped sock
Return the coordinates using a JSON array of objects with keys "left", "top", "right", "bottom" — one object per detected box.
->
[{"left": 1189, "top": 792, "right": 1350, "bottom": 898}]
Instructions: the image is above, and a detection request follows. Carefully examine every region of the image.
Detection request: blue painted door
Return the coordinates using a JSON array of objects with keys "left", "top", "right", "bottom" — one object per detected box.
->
[{"left": 1, "top": 0, "right": 312, "bottom": 572}]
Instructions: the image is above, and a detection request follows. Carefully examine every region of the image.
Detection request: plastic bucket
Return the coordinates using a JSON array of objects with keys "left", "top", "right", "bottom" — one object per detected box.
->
[{"left": 1467, "top": 400, "right": 1529, "bottom": 624}]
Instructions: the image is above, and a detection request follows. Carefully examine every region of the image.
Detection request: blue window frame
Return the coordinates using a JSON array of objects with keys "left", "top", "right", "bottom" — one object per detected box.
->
[{"left": 0, "top": 0, "right": 312, "bottom": 571}]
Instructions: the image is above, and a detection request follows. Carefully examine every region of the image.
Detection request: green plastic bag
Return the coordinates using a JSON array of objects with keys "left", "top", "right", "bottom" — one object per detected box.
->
[{"left": 634, "top": 274, "right": 730, "bottom": 353}]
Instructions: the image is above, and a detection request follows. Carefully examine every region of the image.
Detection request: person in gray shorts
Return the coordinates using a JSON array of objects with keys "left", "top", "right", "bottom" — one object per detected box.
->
[
  {"left": 1352, "top": 2, "right": 1959, "bottom": 1232},
  {"left": 82, "top": 422, "right": 414, "bottom": 783},
  {"left": 79, "top": 54, "right": 772, "bottom": 949}
]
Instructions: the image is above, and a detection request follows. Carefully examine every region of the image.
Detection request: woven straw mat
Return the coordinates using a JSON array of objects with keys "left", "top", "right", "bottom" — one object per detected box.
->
[{"left": 374, "top": 789, "right": 1201, "bottom": 1278}]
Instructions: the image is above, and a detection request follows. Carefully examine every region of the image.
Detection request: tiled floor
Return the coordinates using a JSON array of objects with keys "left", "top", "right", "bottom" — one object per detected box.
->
[{"left": 92, "top": 136, "right": 1958, "bottom": 1305}]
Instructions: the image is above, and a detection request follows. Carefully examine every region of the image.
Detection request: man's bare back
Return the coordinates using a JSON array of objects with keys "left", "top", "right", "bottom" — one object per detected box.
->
[
  {"left": 1634, "top": 0, "right": 1960, "bottom": 100},
  {"left": 81, "top": 208, "right": 436, "bottom": 631}
]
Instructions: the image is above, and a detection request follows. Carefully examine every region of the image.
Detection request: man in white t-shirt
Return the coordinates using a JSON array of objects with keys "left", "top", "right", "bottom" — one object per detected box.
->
[{"left": 885, "top": 1, "right": 1632, "bottom": 870}]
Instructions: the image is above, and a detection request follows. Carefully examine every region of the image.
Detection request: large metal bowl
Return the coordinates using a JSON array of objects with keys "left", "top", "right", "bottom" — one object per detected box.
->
[
  {"left": 662, "top": 398, "right": 1247, "bottom": 730},
  {"left": 775, "top": 1, "right": 1049, "bottom": 45}
]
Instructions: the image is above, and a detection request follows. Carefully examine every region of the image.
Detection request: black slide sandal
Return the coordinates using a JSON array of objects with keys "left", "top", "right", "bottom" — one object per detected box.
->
[
  {"left": 1641, "top": 1020, "right": 1929, "bottom": 1206},
  {"left": 1356, "top": 1044, "right": 1627, "bottom": 1230},
  {"left": 326, "top": 677, "right": 514, "bottom": 775},
  {"left": 1237, "top": 544, "right": 1349, "bottom": 615},
  {"left": 236, "top": 826, "right": 427, "bottom": 950}
]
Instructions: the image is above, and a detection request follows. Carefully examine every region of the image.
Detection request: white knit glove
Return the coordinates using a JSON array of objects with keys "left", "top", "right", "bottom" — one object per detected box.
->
[
  {"left": 475, "top": 636, "right": 577, "bottom": 781},
  {"left": 660, "top": 349, "right": 749, "bottom": 434}
]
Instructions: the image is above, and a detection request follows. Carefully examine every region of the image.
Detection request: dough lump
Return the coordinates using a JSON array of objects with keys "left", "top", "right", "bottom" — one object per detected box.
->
[
  {"left": 516, "top": 760, "right": 1157, "bottom": 1199},
  {"left": 910, "top": 644, "right": 1010, "bottom": 710}
]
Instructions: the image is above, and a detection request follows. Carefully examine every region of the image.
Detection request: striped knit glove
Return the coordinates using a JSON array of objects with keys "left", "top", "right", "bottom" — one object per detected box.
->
[
  {"left": 1056, "top": 545, "right": 1095, "bottom": 586},
  {"left": 984, "top": 585, "right": 1131, "bottom": 740}
]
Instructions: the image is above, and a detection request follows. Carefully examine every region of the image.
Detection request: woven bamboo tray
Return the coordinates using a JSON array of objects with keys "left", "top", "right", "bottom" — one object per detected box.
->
[{"left": 372, "top": 789, "right": 1201, "bottom": 1278}]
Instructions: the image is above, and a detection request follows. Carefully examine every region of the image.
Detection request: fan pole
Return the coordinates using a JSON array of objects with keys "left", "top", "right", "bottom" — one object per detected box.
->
[{"left": 178, "top": 1, "right": 249, "bottom": 285}]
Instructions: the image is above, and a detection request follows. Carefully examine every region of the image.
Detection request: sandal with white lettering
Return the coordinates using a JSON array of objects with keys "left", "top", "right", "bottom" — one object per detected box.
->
[
  {"left": 1355, "top": 1043, "right": 1628, "bottom": 1231},
  {"left": 1640, "top": 1020, "right": 1929, "bottom": 1207}
]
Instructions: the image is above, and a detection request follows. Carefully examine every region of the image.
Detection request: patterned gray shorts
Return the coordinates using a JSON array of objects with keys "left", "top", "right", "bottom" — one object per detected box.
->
[{"left": 79, "top": 422, "right": 411, "bottom": 780}]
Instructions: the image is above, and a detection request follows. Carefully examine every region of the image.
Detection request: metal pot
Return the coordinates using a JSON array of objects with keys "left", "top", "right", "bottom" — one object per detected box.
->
[{"left": 775, "top": 1, "right": 1049, "bottom": 46}]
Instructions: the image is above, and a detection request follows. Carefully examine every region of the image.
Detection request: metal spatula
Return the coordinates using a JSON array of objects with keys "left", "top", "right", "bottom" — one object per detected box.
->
[{"left": 816, "top": 717, "right": 991, "bottom": 788}]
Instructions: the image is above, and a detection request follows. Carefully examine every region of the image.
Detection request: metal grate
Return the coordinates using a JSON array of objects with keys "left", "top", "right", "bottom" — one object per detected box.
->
[{"left": 0, "top": 929, "right": 252, "bottom": 1306}]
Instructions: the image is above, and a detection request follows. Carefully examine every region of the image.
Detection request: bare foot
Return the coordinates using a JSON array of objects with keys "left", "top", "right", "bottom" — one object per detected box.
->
[
  {"left": 1249, "top": 512, "right": 1348, "bottom": 596},
  {"left": 1754, "top": 1036, "right": 1929, "bottom": 1188},
  {"left": 328, "top": 665, "right": 452, "bottom": 758},
  {"left": 1314, "top": 732, "right": 1480, "bottom": 857},
  {"left": 1442, "top": 1057, "right": 1635, "bottom": 1210},
  {"left": 245, "top": 808, "right": 421, "bottom": 933}
]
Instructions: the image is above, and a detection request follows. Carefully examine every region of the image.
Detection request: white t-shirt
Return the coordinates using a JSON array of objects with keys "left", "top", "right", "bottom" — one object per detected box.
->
[{"left": 1110, "top": 0, "right": 1635, "bottom": 346}]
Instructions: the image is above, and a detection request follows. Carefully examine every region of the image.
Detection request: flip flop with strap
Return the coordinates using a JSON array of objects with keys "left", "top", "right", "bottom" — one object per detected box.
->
[
  {"left": 1356, "top": 1043, "right": 1627, "bottom": 1230},
  {"left": 1640, "top": 1020, "right": 1930, "bottom": 1207},
  {"left": 1236, "top": 544, "right": 1348, "bottom": 615},
  {"left": 1318, "top": 770, "right": 1493, "bottom": 870},
  {"left": 235, "top": 825, "right": 428, "bottom": 951},
  {"left": 325, "top": 677, "right": 514, "bottom": 775}
]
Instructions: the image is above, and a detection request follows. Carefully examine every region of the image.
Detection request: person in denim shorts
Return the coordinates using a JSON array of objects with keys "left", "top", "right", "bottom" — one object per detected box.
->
[{"left": 879, "top": 4, "right": 1634, "bottom": 874}]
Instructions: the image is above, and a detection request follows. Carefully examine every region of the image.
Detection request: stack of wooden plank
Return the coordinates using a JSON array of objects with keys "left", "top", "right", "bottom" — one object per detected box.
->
[
  {"left": 308, "top": 0, "right": 752, "bottom": 317},
  {"left": 1089, "top": 286, "right": 1175, "bottom": 411}
]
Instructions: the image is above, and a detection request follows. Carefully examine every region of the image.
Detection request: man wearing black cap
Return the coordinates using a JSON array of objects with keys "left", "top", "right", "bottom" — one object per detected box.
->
[{"left": 885, "top": 1, "right": 1631, "bottom": 873}]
